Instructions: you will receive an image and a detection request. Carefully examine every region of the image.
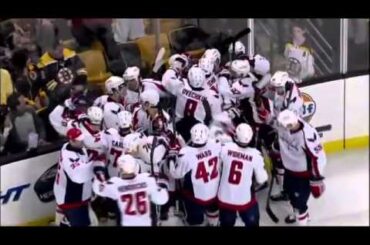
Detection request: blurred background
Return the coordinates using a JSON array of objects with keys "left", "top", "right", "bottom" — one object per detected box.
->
[{"left": 0, "top": 18, "right": 369, "bottom": 158}]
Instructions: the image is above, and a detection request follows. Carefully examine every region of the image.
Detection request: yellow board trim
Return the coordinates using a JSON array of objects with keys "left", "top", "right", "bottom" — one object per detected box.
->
[
  {"left": 14, "top": 136, "right": 369, "bottom": 226},
  {"left": 323, "top": 135, "right": 369, "bottom": 154},
  {"left": 19, "top": 216, "right": 54, "bottom": 226}
]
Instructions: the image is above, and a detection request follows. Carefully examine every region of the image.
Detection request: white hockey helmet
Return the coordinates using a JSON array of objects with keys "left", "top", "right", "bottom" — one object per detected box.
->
[
  {"left": 105, "top": 76, "right": 125, "bottom": 94},
  {"left": 277, "top": 109, "right": 299, "bottom": 129},
  {"left": 169, "top": 54, "right": 188, "bottom": 72},
  {"left": 123, "top": 66, "right": 140, "bottom": 81},
  {"left": 123, "top": 133, "right": 142, "bottom": 153},
  {"left": 187, "top": 66, "right": 206, "bottom": 88},
  {"left": 190, "top": 123, "right": 209, "bottom": 145},
  {"left": 202, "top": 49, "right": 221, "bottom": 66},
  {"left": 198, "top": 57, "right": 215, "bottom": 75},
  {"left": 87, "top": 106, "right": 103, "bottom": 125},
  {"left": 270, "top": 71, "right": 291, "bottom": 88},
  {"left": 235, "top": 123, "right": 253, "bottom": 145},
  {"left": 117, "top": 154, "right": 138, "bottom": 175},
  {"left": 140, "top": 89, "right": 160, "bottom": 107},
  {"left": 230, "top": 59, "right": 250, "bottom": 78},
  {"left": 118, "top": 110, "right": 133, "bottom": 129},
  {"left": 253, "top": 54, "right": 271, "bottom": 76},
  {"left": 228, "top": 41, "right": 246, "bottom": 56}
]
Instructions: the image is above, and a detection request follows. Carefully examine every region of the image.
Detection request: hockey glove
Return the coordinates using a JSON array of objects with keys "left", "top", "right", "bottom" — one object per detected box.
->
[{"left": 310, "top": 177, "right": 325, "bottom": 198}]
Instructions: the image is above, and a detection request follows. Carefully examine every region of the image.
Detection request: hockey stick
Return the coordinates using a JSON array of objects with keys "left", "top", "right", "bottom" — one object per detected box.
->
[
  {"left": 150, "top": 135, "right": 160, "bottom": 226},
  {"left": 153, "top": 47, "right": 166, "bottom": 73},
  {"left": 265, "top": 174, "right": 279, "bottom": 223}
]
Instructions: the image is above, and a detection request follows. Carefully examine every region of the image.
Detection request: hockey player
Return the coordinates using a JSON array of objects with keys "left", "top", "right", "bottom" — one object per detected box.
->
[
  {"left": 208, "top": 112, "right": 235, "bottom": 145},
  {"left": 198, "top": 57, "right": 219, "bottom": 93},
  {"left": 201, "top": 48, "right": 222, "bottom": 75},
  {"left": 228, "top": 41, "right": 248, "bottom": 60},
  {"left": 53, "top": 127, "right": 94, "bottom": 226},
  {"left": 132, "top": 89, "right": 172, "bottom": 134},
  {"left": 169, "top": 123, "right": 221, "bottom": 226},
  {"left": 163, "top": 66, "right": 223, "bottom": 142},
  {"left": 67, "top": 106, "right": 105, "bottom": 162},
  {"left": 101, "top": 110, "right": 134, "bottom": 178},
  {"left": 261, "top": 71, "right": 304, "bottom": 201},
  {"left": 275, "top": 109, "right": 326, "bottom": 225},
  {"left": 218, "top": 123, "right": 268, "bottom": 227},
  {"left": 49, "top": 95, "right": 89, "bottom": 137},
  {"left": 92, "top": 154, "right": 169, "bottom": 226},
  {"left": 122, "top": 66, "right": 171, "bottom": 110},
  {"left": 268, "top": 71, "right": 304, "bottom": 117},
  {"left": 93, "top": 76, "right": 127, "bottom": 130},
  {"left": 162, "top": 53, "right": 189, "bottom": 83}
]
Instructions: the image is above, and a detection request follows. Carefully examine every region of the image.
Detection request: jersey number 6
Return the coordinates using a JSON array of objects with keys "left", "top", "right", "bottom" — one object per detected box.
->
[
  {"left": 121, "top": 191, "right": 148, "bottom": 215},
  {"left": 195, "top": 157, "right": 218, "bottom": 183},
  {"left": 228, "top": 160, "right": 243, "bottom": 185}
]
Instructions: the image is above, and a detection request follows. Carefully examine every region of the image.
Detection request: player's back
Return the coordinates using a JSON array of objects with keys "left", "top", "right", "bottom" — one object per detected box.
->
[
  {"left": 179, "top": 141, "right": 221, "bottom": 203},
  {"left": 176, "top": 81, "right": 221, "bottom": 124},
  {"left": 218, "top": 142, "right": 264, "bottom": 209},
  {"left": 104, "top": 174, "right": 164, "bottom": 226}
]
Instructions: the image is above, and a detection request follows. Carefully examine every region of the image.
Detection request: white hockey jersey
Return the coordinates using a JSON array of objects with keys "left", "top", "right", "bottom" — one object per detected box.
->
[
  {"left": 263, "top": 82, "right": 303, "bottom": 118},
  {"left": 67, "top": 118, "right": 105, "bottom": 161},
  {"left": 49, "top": 105, "right": 72, "bottom": 136},
  {"left": 53, "top": 143, "right": 94, "bottom": 209},
  {"left": 92, "top": 173, "right": 168, "bottom": 226},
  {"left": 170, "top": 141, "right": 221, "bottom": 204},
  {"left": 218, "top": 142, "right": 268, "bottom": 210},
  {"left": 103, "top": 101, "right": 125, "bottom": 130},
  {"left": 164, "top": 78, "right": 222, "bottom": 125},
  {"left": 100, "top": 128, "right": 126, "bottom": 177},
  {"left": 136, "top": 135, "right": 168, "bottom": 177},
  {"left": 276, "top": 119, "right": 326, "bottom": 178},
  {"left": 132, "top": 106, "right": 172, "bottom": 134}
]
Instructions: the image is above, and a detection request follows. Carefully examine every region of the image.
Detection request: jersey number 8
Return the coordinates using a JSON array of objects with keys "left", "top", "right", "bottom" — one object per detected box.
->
[{"left": 184, "top": 99, "right": 198, "bottom": 117}]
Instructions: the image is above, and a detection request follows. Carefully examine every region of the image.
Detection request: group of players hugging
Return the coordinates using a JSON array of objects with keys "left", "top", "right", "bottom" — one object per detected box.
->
[{"left": 51, "top": 40, "right": 326, "bottom": 227}]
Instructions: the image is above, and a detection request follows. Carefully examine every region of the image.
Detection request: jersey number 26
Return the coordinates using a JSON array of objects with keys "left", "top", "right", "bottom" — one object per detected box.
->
[{"left": 120, "top": 191, "right": 148, "bottom": 215}]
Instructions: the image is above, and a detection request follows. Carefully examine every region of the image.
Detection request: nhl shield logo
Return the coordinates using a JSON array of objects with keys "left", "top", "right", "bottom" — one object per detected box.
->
[{"left": 301, "top": 92, "right": 316, "bottom": 122}]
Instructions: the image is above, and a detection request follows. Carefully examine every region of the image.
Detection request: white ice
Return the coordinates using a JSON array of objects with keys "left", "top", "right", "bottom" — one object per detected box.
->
[{"left": 100, "top": 148, "right": 369, "bottom": 227}]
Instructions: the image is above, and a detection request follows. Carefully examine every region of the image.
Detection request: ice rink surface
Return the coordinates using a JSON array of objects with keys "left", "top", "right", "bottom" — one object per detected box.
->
[{"left": 101, "top": 148, "right": 369, "bottom": 227}]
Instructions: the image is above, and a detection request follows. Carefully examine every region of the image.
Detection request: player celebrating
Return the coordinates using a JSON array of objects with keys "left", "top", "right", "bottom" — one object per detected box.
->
[
  {"left": 53, "top": 128, "right": 94, "bottom": 227},
  {"left": 93, "top": 76, "right": 127, "bottom": 130},
  {"left": 275, "top": 109, "right": 326, "bottom": 225},
  {"left": 92, "top": 154, "right": 169, "bottom": 226},
  {"left": 162, "top": 53, "right": 189, "bottom": 83},
  {"left": 132, "top": 89, "right": 172, "bottom": 134},
  {"left": 218, "top": 123, "right": 268, "bottom": 227},
  {"left": 169, "top": 123, "right": 221, "bottom": 226},
  {"left": 164, "top": 66, "right": 223, "bottom": 142}
]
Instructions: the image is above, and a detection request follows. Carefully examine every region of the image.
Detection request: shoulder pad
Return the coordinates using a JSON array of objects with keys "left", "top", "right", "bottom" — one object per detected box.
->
[{"left": 63, "top": 48, "right": 77, "bottom": 59}]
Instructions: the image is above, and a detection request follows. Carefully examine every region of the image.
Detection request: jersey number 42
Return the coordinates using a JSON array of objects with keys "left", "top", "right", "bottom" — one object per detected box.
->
[{"left": 195, "top": 157, "right": 218, "bottom": 183}]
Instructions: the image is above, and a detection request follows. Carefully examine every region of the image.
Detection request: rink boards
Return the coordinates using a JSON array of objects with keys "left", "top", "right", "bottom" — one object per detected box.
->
[{"left": 0, "top": 74, "right": 368, "bottom": 226}]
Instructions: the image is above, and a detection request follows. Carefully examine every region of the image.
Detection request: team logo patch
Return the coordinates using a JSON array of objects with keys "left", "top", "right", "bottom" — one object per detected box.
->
[
  {"left": 301, "top": 92, "right": 316, "bottom": 122},
  {"left": 29, "top": 70, "right": 38, "bottom": 81},
  {"left": 57, "top": 67, "right": 74, "bottom": 84}
]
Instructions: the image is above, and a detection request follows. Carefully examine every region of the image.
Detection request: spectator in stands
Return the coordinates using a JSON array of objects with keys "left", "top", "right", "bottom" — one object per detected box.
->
[
  {"left": 0, "top": 68, "right": 14, "bottom": 106},
  {"left": 3, "top": 92, "right": 47, "bottom": 154},
  {"left": 112, "top": 19, "right": 146, "bottom": 44},
  {"left": 284, "top": 22, "right": 315, "bottom": 82},
  {"left": 69, "top": 19, "right": 121, "bottom": 61},
  {"left": 27, "top": 32, "right": 88, "bottom": 111}
]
